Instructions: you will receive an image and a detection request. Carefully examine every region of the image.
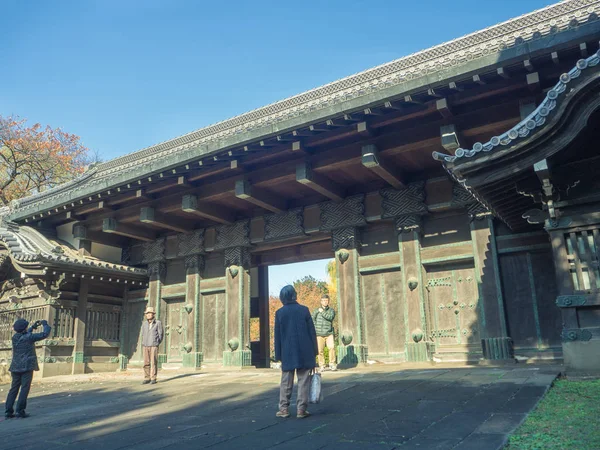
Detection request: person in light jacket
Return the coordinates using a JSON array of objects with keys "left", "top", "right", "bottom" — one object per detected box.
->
[
  {"left": 5, "top": 318, "right": 51, "bottom": 419},
  {"left": 274, "top": 285, "right": 318, "bottom": 419},
  {"left": 141, "top": 306, "right": 164, "bottom": 385}
]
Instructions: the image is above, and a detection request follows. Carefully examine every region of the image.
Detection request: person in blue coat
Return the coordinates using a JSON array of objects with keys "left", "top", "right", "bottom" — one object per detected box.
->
[
  {"left": 5, "top": 318, "right": 51, "bottom": 419},
  {"left": 274, "top": 285, "right": 318, "bottom": 419}
]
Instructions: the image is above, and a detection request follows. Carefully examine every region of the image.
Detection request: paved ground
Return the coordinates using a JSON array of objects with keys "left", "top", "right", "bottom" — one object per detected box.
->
[{"left": 0, "top": 364, "right": 559, "bottom": 449}]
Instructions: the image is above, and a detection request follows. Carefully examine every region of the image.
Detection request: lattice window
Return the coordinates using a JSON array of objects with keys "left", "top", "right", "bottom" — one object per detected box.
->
[
  {"left": 53, "top": 307, "right": 76, "bottom": 339},
  {"left": 85, "top": 309, "right": 121, "bottom": 341},
  {"left": 565, "top": 229, "right": 600, "bottom": 291},
  {"left": 0, "top": 306, "right": 47, "bottom": 341}
]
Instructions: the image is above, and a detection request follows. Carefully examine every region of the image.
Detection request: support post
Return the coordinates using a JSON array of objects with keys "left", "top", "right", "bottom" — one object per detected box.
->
[
  {"left": 334, "top": 227, "right": 368, "bottom": 367},
  {"left": 118, "top": 287, "right": 129, "bottom": 371},
  {"left": 223, "top": 247, "right": 252, "bottom": 367},
  {"left": 470, "top": 216, "right": 513, "bottom": 361},
  {"left": 397, "top": 217, "right": 429, "bottom": 362},
  {"left": 182, "top": 255, "right": 204, "bottom": 369},
  {"left": 72, "top": 278, "right": 89, "bottom": 374},
  {"left": 148, "top": 261, "right": 167, "bottom": 367},
  {"left": 258, "top": 265, "right": 270, "bottom": 368}
]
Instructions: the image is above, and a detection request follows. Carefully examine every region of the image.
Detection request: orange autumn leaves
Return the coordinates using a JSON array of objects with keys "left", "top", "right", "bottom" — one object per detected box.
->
[{"left": 0, "top": 115, "right": 94, "bottom": 206}]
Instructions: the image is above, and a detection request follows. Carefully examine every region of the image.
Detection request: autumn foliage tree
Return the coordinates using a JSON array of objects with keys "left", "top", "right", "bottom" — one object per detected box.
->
[{"left": 0, "top": 115, "right": 94, "bottom": 206}]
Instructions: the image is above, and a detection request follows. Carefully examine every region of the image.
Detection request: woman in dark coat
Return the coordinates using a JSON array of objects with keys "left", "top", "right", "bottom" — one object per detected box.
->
[{"left": 274, "top": 285, "right": 318, "bottom": 418}]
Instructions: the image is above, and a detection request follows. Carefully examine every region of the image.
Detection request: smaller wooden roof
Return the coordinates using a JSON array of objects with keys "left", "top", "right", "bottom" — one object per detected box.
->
[{"left": 0, "top": 218, "right": 147, "bottom": 280}]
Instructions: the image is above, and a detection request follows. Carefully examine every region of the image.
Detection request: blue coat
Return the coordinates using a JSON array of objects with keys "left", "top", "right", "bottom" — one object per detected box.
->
[
  {"left": 9, "top": 322, "right": 51, "bottom": 373},
  {"left": 275, "top": 301, "right": 318, "bottom": 371}
]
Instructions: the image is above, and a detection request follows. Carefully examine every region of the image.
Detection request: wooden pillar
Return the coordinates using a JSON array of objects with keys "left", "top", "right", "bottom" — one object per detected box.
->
[
  {"left": 72, "top": 278, "right": 89, "bottom": 374},
  {"left": 148, "top": 261, "right": 167, "bottom": 366},
  {"left": 223, "top": 246, "right": 252, "bottom": 367},
  {"left": 118, "top": 286, "right": 129, "bottom": 371},
  {"left": 257, "top": 265, "right": 270, "bottom": 368},
  {"left": 471, "top": 216, "right": 512, "bottom": 360},
  {"left": 397, "top": 217, "right": 428, "bottom": 362},
  {"left": 334, "top": 227, "right": 368, "bottom": 367},
  {"left": 182, "top": 254, "right": 204, "bottom": 369}
]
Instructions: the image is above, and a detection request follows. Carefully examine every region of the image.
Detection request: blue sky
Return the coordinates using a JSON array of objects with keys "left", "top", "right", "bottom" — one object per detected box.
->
[{"left": 1, "top": 0, "right": 552, "bottom": 292}]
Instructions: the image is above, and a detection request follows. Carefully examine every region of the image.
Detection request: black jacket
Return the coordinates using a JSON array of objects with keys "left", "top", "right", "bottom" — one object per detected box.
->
[
  {"left": 275, "top": 301, "right": 318, "bottom": 371},
  {"left": 9, "top": 321, "right": 51, "bottom": 373}
]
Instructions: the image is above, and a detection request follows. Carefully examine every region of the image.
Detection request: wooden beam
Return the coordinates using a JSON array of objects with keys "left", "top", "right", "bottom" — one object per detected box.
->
[
  {"left": 295, "top": 162, "right": 344, "bottom": 202},
  {"left": 473, "top": 74, "right": 486, "bottom": 85},
  {"left": 326, "top": 119, "right": 347, "bottom": 128},
  {"left": 448, "top": 82, "right": 463, "bottom": 92},
  {"left": 427, "top": 88, "right": 442, "bottom": 98},
  {"left": 524, "top": 59, "right": 534, "bottom": 72},
  {"left": 235, "top": 180, "right": 287, "bottom": 214},
  {"left": 497, "top": 67, "right": 511, "bottom": 79},
  {"left": 102, "top": 218, "right": 155, "bottom": 242},
  {"left": 440, "top": 124, "right": 460, "bottom": 152},
  {"left": 580, "top": 42, "right": 588, "bottom": 57},
  {"left": 436, "top": 98, "right": 453, "bottom": 119},
  {"left": 181, "top": 194, "right": 234, "bottom": 224},
  {"left": 140, "top": 207, "right": 195, "bottom": 233},
  {"left": 356, "top": 121, "right": 372, "bottom": 137},
  {"left": 526, "top": 72, "right": 540, "bottom": 91},
  {"left": 75, "top": 201, "right": 112, "bottom": 216},
  {"left": 361, "top": 144, "right": 405, "bottom": 189},
  {"left": 551, "top": 51, "right": 560, "bottom": 65}
]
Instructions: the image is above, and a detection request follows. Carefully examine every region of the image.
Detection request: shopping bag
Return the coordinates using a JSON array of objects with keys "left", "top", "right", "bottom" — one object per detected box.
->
[{"left": 309, "top": 372, "right": 323, "bottom": 404}]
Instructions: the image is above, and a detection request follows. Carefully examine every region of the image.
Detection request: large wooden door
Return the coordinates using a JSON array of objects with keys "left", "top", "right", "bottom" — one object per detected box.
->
[
  {"left": 165, "top": 298, "right": 188, "bottom": 362},
  {"left": 425, "top": 261, "right": 480, "bottom": 357},
  {"left": 202, "top": 291, "right": 226, "bottom": 362}
]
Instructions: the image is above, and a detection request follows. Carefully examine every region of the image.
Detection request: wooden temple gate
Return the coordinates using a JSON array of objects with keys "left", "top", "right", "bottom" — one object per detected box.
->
[{"left": 2, "top": 0, "right": 600, "bottom": 378}]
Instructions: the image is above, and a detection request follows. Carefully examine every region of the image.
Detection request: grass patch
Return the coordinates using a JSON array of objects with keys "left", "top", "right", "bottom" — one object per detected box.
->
[{"left": 506, "top": 379, "right": 600, "bottom": 450}]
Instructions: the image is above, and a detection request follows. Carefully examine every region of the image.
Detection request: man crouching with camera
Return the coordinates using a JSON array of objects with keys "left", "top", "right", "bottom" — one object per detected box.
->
[{"left": 4, "top": 318, "right": 51, "bottom": 419}]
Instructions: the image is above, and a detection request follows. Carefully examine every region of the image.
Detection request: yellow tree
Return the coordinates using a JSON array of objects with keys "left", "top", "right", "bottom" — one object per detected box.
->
[
  {"left": 0, "top": 115, "right": 95, "bottom": 206},
  {"left": 326, "top": 259, "right": 337, "bottom": 302}
]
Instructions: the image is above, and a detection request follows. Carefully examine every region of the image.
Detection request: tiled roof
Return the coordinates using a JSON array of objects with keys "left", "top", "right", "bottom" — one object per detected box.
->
[
  {"left": 6, "top": 0, "right": 600, "bottom": 219},
  {"left": 433, "top": 49, "right": 600, "bottom": 164},
  {"left": 0, "top": 221, "right": 147, "bottom": 277}
]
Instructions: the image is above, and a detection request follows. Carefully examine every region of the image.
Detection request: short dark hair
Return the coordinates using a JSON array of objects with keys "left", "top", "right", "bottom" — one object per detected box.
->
[
  {"left": 321, "top": 294, "right": 330, "bottom": 300},
  {"left": 280, "top": 285, "right": 297, "bottom": 304}
]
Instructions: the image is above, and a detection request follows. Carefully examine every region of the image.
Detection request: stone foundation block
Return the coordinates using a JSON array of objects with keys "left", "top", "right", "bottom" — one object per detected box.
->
[
  {"left": 223, "top": 350, "right": 252, "bottom": 367},
  {"left": 481, "top": 337, "right": 514, "bottom": 360},
  {"left": 337, "top": 344, "right": 368, "bottom": 367},
  {"left": 406, "top": 342, "right": 429, "bottom": 362},
  {"left": 182, "top": 352, "right": 203, "bottom": 368}
]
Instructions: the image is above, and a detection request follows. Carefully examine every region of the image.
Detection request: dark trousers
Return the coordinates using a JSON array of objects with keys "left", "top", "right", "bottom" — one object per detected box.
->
[{"left": 5, "top": 371, "right": 33, "bottom": 415}]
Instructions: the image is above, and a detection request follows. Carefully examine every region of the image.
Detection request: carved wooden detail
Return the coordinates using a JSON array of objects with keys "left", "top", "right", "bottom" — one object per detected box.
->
[
  {"left": 147, "top": 261, "right": 167, "bottom": 279},
  {"left": 451, "top": 184, "right": 476, "bottom": 208},
  {"left": 141, "top": 238, "right": 166, "bottom": 264},
  {"left": 320, "top": 195, "right": 366, "bottom": 232},
  {"left": 264, "top": 208, "right": 304, "bottom": 242},
  {"left": 184, "top": 254, "right": 205, "bottom": 273},
  {"left": 224, "top": 246, "right": 251, "bottom": 269},
  {"left": 381, "top": 182, "right": 427, "bottom": 219},
  {"left": 215, "top": 220, "right": 250, "bottom": 250},
  {"left": 177, "top": 230, "right": 205, "bottom": 257},
  {"left": 467, "top": 203, "right": 492, "bottom": 221},
  {"left": 332, "top": 227, "right": 361, "bottom": 251},
  {"left": 394, "top": 215, "right": 422, "bottom": 233}
]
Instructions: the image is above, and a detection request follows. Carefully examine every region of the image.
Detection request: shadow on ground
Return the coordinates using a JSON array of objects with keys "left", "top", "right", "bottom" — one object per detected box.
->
[{"left": 0, "top": 365, "right": 559, "bottom": 450}]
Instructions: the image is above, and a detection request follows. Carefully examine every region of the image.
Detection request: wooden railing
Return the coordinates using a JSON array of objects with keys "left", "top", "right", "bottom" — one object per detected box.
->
[
  {"left": 0, "top": 306, "right": 48, "bottom": 341},
  {"left": 53, "top": 307, "right": 76, "bottom": 339},
  {"left": 85, "top": 307, "right": 121, "bottom": 341}
]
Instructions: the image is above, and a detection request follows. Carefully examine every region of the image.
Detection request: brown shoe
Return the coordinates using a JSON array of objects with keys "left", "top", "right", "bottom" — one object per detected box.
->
[
  {"left": 297, "top": 410, "right": 311, "bottom": 419},
  {"left": 276, "top": 409, "right": 290, "bottom": 418}
]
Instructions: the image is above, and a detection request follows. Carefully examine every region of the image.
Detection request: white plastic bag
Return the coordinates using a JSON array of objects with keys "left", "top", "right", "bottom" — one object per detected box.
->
[{"left": 309, "top": 372, "right": 323, "bottom": 404}]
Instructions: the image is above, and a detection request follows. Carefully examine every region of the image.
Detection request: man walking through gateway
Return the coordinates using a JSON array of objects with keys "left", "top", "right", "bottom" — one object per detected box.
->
[
  {"left": 141, "top": 306, "right": 164, "bottom": 385},
  {"left": 312, "top": 294, "right": 337, "bottom": 371}
]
